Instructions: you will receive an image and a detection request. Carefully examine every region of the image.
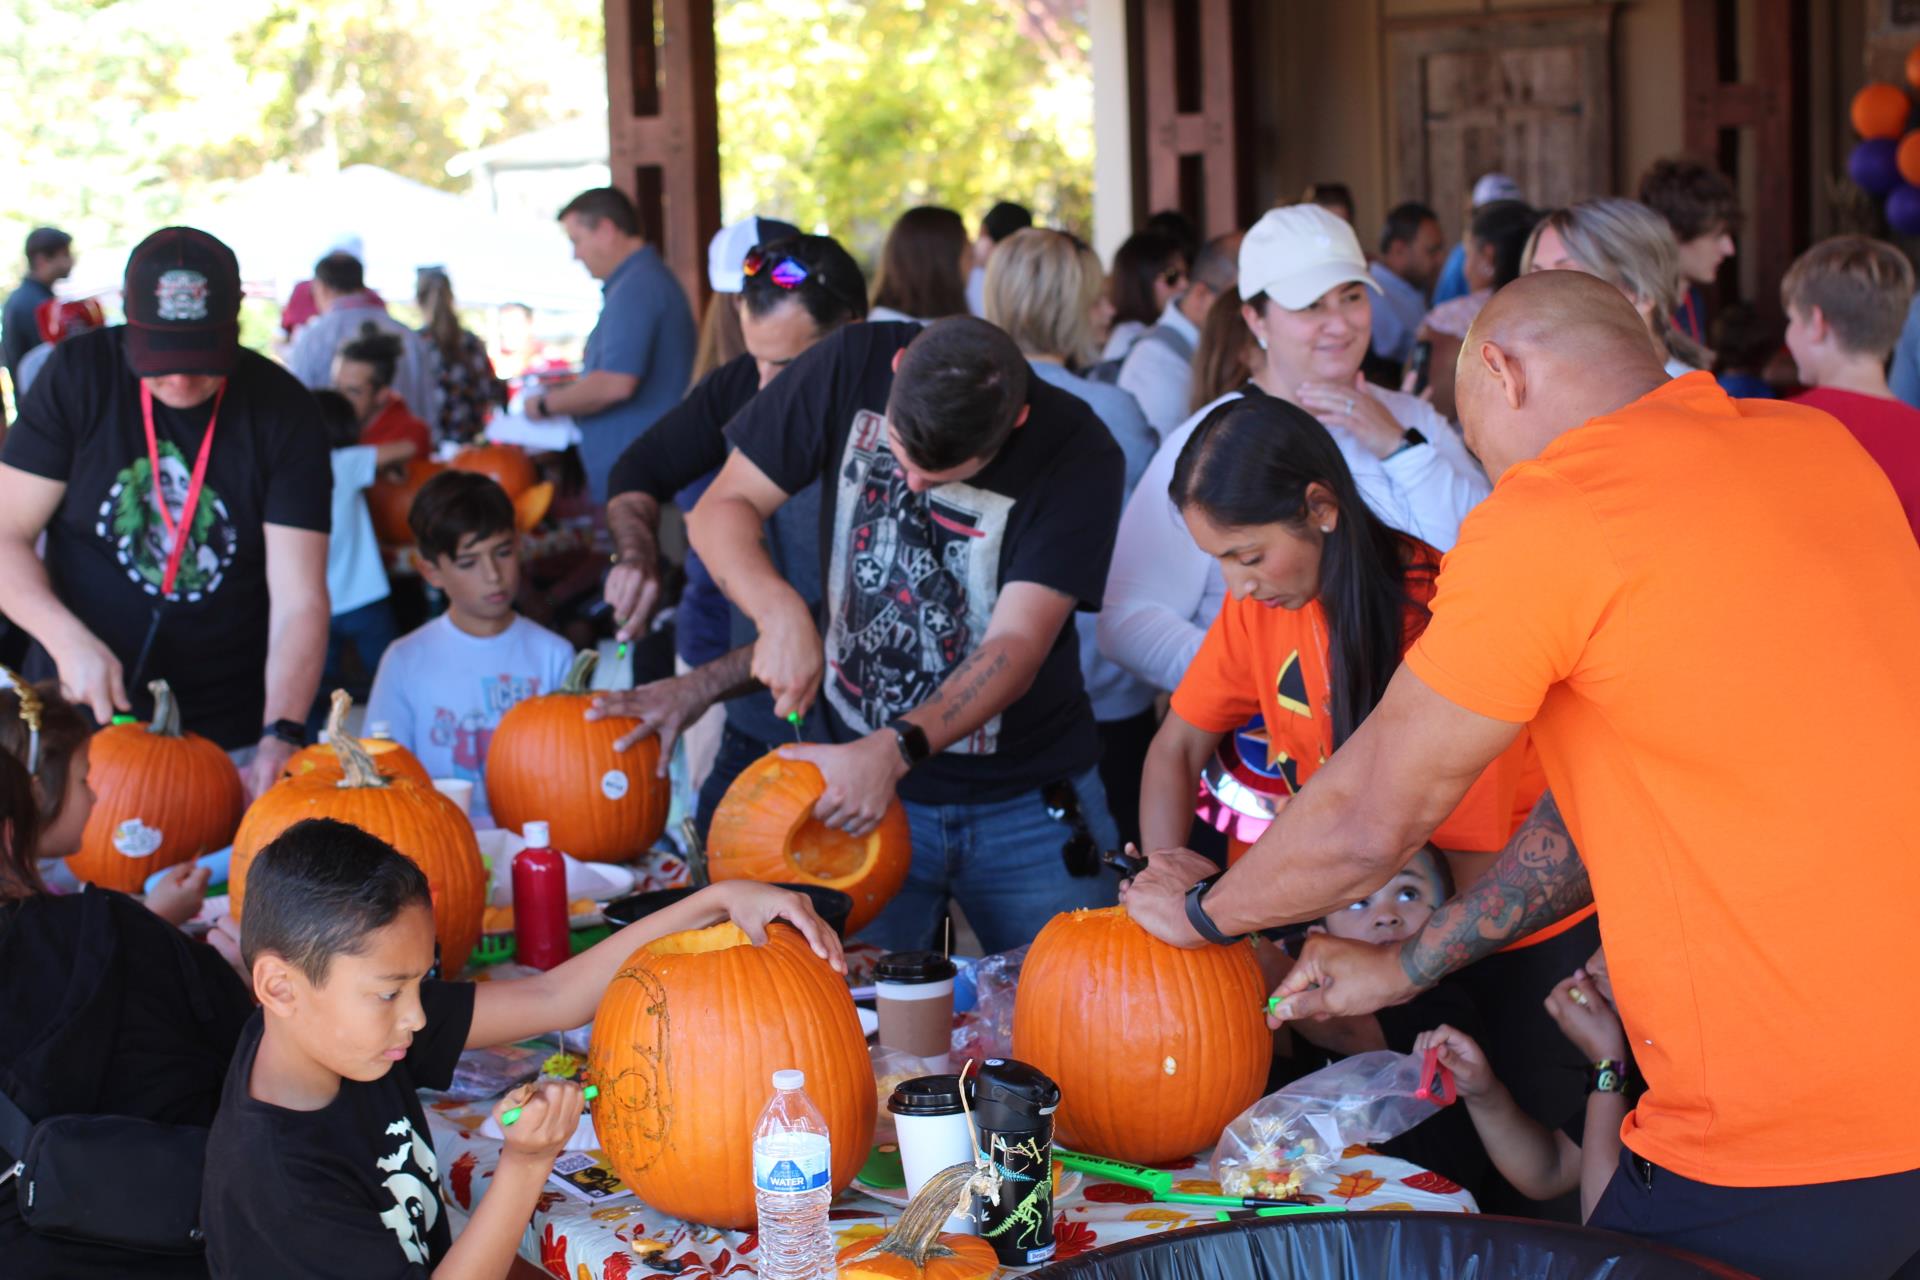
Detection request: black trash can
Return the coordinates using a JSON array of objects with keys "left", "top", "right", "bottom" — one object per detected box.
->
[{"left": 1028, "top": 1211, "right": 1756, "bottom": 1279}]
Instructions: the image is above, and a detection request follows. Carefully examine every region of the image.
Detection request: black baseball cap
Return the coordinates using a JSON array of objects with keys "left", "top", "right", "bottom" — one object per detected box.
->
[{"left": 122, "top": 227, "right": 242, "bottom": 378}]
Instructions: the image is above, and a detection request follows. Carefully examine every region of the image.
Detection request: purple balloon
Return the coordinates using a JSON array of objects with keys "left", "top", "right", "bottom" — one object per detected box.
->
[
  {"left": 1851, "top": 138, "right": 1902, "bottom": 195},
  {"left": 1889, "top": 183, "right": 1920, "bottom": 236}
]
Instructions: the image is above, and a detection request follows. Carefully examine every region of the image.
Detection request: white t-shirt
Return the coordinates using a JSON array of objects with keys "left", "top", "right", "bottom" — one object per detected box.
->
[
  {"left": 327, "top": 446, "right": 390, "bottom": 616},
  {"left": 1097, "top": 385, "right": 1490, "bottom": 694},
  {"left": 364, "top": 614, "right": 575, "bottom": 821}
]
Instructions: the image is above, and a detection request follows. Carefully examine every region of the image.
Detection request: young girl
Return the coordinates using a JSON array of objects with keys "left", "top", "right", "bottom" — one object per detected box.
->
[{"left": 0, "top": 678, "right": 254, "bottom": 1278}]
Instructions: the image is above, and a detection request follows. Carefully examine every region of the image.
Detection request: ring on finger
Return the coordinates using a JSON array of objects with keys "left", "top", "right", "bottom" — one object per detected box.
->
[{"left": 1568, "top": 987, "right": 1590, "bottom": 1007}]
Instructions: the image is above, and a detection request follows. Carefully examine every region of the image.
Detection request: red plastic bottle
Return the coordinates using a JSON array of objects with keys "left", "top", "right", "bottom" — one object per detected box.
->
[{"left": 511, "top": 821, "right": 569, "bottom": 970}]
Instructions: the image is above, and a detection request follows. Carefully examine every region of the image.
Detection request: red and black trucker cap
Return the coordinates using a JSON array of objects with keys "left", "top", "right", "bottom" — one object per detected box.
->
[{"left": 122, "top": 227, "right": 242, "bottom": 378}]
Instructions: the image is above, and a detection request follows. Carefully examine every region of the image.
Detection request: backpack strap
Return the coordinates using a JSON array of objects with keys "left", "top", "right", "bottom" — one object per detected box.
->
[
  {"left": 1137, "top": 322, "right": 1195, "bottom": 364},
  {"left": 0, "top": 1082, "right": 34, "bottom": 1163}
]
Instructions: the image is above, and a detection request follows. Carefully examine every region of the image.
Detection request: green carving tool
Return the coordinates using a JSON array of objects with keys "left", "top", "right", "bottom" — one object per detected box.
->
[
  {"left": 1054, "top": 1149, "right": 1174, "bottom": 1195},
  {"left": 500, "top": 1083, "right": 597, "bottom": 1127}
]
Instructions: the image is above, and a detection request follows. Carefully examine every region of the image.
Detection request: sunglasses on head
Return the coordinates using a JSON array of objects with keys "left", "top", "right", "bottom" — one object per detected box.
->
[
  {"left": 1044, "top": 780, "right": 1101, "bottom": 878},
  {"left": 742, "top": 245, "right": 863, "bottom": 313}
]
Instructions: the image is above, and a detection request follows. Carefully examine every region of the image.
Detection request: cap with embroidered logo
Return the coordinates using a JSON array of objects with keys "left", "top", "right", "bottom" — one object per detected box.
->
[{"left": 122, "top": 227, "right": 242, "bottom": 378}]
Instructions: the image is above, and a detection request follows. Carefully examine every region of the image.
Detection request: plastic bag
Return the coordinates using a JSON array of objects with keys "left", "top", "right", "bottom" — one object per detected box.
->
[
  {"left": 1211, "top": 1051, "right": 1449, "bottom": 1198},
  {"left": 948, "top": 943, "right": 1027, "bottom": 1068}
]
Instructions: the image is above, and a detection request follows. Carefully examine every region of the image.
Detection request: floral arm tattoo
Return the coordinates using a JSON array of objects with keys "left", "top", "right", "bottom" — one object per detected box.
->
[{"left": 1400, "top": 790, "right": 1592, "bottom": 988}]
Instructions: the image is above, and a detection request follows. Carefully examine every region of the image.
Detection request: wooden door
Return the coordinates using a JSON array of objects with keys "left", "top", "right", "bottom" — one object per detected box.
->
[{"left": 1388, "top": 7, "right": 1616, "bottom": 233}]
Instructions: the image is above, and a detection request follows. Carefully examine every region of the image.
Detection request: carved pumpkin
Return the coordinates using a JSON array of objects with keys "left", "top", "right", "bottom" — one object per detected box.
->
[
  {"left": 836, "top": 1162, "right": 1000, "bottom": 1280},
  {"left": 450, "top": 443, "right": 537, "bottom": 498},
  {"left": 367, "top": 458, "right": 446, "bottom": 546},
  {"left": 587, "top": 921, "right": 876, "bottom": 1229},
  {"left": 231, "top": 690, "right": 486, "bottom": 969},
  {"left": 1013, "top": 907, "right": 1271, "bottom": 1163},
  {"left": 706, "top": 752, "right": 911, "bottom": 934},
  {"left": 282, "top": 727, "right": 432, "bottom": 788},
  {"left": 485, "top": 651, "right": 669, "bottom": 862},
  {"left": 68, "top": 680, "right": 245, "bottom": 893}
]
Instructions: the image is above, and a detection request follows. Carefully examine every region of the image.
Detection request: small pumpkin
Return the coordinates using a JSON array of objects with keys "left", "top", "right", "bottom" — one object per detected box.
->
[
  {"left": 485, "top": 651, "right": 669, "bottom": 862},
  {"left": 1012, "top": 906, "right": 1271, "bottom": 1164},
  {"left": 231, "top": 690, "right": 486, "bottom": 969},
  {"left": 513, "top": 480, "right": 554, "bottom": 533},
  {"left": 367, "top": 457, "right": 446, "bottom": 546},
  {"left": 706, "top": 752, "right": 911, "bottom": 934},
  {"left": 588, "top": 921, "right": 876, "bottom": 1229},
  {"left": 836, "top": 1161, "right": 1000, "bottom": 1280},
  {"left": 67, "top": 679, "right": 245, "bottom": 893},
  {"left": 450, "top": 442, "right": 538, "bottom": 498},
  {"left": 282, "top": 725, "right": 432, "bottom": 788}
]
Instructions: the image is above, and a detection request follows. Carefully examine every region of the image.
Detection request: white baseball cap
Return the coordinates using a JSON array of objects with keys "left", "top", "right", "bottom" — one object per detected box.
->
[
  {"left": 707, "top": 214, "right": 802, "bottom": 294},
  {"left": 1471, "top": 173, "right": 1524, "bottom": 207},
  {"left": 1238, "top": 205, "right": 1380, "bottom": 309}
]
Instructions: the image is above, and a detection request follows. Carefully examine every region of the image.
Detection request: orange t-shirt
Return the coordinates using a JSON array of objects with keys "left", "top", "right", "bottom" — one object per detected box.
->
[
  {"left": 1406, "top": 372, "right": 1920, "bottom": 1187},
  {"left": 1171, "top": 540, "right": 1545, "bottom": 856}
]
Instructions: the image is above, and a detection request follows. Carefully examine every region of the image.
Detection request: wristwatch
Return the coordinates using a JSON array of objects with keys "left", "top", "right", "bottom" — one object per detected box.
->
[
  {"left": 1589, "top": 1059, "right": 1629, "bottom": 1095},
  {"left": 263, "top": 718, "right": 308, "bottom": 748},
  {"left": 884, "top": 718, "right": 931, "bottom": 769},
  {"left": 1184, "top": 873, "right": 1246, "bottom": 946}
]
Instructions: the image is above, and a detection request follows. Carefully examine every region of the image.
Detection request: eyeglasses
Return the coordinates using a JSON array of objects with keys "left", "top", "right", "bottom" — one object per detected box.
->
[
  {"left": 742, "top": 245, "right": 864, "bottom": 314},
  {"left": 1043, "top": 780, "right": 1100, "bottom": 878}
]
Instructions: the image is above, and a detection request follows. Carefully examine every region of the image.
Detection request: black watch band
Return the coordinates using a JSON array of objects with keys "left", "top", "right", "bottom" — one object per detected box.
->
[
  {"left": 1184, "top": 874, "right": 1245, "bottom": 946},
  {"left": 263, "top": 718, "right": 308, "bottom": 748},
  {"left": 885, "top": 718, "right": 930, "bottom": 768}
]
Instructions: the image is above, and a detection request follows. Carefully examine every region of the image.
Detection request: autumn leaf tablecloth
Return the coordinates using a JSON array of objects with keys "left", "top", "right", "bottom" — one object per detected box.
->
[{"left": 426, "top": 1098, "right": 1477, "bottom": 1278}]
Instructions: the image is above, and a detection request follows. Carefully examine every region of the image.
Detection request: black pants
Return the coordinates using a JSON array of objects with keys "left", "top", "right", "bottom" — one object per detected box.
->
[
  {"left": 1589, "top": 1147, "right": 1920, "bottom": 1279},
  {"left": 1094, "top": 708, "right": 1157, "bottom": 851}
]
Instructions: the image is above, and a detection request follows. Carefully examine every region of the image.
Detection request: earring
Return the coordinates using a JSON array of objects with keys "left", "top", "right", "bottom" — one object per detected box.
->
[
  {"left": 1320, "top": 525, "right": 1333, "bottom": 533},
  {"left": 1255, "top": 334, "right": 1269, "bottom": 351}
]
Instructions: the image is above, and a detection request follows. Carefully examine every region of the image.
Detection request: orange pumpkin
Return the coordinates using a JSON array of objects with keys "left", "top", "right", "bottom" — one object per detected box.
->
[
  {"left": 282, "top": 729, "right": 432, "bottom": 788},
  {"left": 231, "top": 690, "right": 486, "bottom": 969},
  {"left": 513, "top": 480, "right": 554, "bottom": 533},
  {"left": 450, "top": 443, "right": 537, "bottom": 498},
  {"left": 1013, "top": 906, "right": 1271, "bottom": 1164},
  {"left": 706, "top": 752, "right": 911, "bottom": 934},
  {"left": 836, "top": 1162, "right": 999, "bottom": 1280},
  {"left": 486, "top": 651, "right": 669, "bottom": 862},
  {"left": 68, "top": 679, "right": 245, "bottom": 893},
  {"left": 367, "top": 458, "right": 446, "bottom": 546},
  {"left": 587, "top": 921, "right": 876, "bottom": 1229}
]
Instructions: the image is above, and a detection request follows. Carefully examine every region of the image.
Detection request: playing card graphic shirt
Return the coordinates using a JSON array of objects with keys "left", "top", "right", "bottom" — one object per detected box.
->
[
  {"left": 4, "top": 326, "right": 329, "bottom": 746},
  {"left": 725, "top": 322, "right": 1124, "bottom": 804}
]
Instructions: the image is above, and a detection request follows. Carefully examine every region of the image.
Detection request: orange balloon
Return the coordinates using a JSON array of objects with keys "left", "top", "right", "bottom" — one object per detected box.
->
[
  {"left": 1907, "top": 44, "right": 1920, "bottom": 91},
  {"left": 1899, "top": 132, "right": 1920, "bottom": 188},
  {"left": 1853, "top": 82, "right": 1912, "bottom": 140}
]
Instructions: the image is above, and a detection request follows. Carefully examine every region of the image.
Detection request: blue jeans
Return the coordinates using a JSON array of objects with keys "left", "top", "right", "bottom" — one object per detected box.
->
[
  {"left": 309, "top": 598, "right": 399, "bottom": 733},
  {"left": 856, "top": 767, "right": 1121, "bottom": 955}
]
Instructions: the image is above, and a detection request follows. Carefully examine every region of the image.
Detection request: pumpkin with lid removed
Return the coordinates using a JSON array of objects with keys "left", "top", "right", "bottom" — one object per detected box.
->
[
  {"left": 587, "top": 921, "right": 875, "bottom": 1229},
  {"left": 231, "top": 691, "right": 486, "bottom": 969},
  {"left": 1012, "top": 906, "right": 1270, "bottom": 1163},
  {"left": 282, "top": 717, "right": 432, "bottom": 788},
  {"left": 705, "top": 751, "right": 911, "bottom": 934},
  {"left": 68, "top": 680, "right": 245, "bottom": 893}
]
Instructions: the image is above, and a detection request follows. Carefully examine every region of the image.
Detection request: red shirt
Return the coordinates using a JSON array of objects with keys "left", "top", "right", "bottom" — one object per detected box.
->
[
  {"left": 360, "top": 397, "right": 433, "bottom": 459},
  {"left": 1791, "top": 387, "right": 1920, "bottom": 541}
]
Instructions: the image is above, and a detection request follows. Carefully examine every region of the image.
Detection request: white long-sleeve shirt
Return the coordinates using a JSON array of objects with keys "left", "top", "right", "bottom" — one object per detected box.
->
[{"left": 1096, "top": 385, "right": 1490, "bottom": 694}]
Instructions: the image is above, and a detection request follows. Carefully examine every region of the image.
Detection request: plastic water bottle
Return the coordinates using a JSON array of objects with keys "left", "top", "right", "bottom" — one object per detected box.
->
[{"left": 753, "top": 1069, "right": 833, "bottom": 1280}]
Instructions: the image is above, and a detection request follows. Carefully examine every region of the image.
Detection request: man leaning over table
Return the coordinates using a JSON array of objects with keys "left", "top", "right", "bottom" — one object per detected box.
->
[{"left": 1120, "top": 271, "right": 1920, "bottom": 1280}]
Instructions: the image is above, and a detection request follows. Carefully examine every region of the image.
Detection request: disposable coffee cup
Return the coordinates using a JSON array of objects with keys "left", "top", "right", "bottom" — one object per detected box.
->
[
  {"left": 874, "top": 951, "right": 957, "bottom": 1059},
  {"left": 432, "top": 778, "right": 475, "bottom": 817},
  {"left": 888, "top": 1075, "right": 976, "bottom": 1235}
]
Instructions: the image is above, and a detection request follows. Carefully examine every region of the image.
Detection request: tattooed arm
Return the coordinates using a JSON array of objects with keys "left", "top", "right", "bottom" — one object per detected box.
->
[{"left": 1265, "top": 791, "right": 1590, "bottom": 1024}]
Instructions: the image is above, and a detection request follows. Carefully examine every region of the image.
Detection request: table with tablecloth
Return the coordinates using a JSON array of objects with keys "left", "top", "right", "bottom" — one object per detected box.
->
[{"left": 424, "top": 1094, "right": 1478, "bottom": 1279}]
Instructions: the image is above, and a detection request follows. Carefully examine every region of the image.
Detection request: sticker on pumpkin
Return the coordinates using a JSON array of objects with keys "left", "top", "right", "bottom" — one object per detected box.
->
[
  {"left": 1402, "top": 1169, "right": 1463, "bottom": 1195},
  {"left": 1331, "top": 1170, "right": 1385, "bottom": 1201},
  {"left": 601, "top": 769, "right": 630, "bottom": 800},
  {"left": 112, "top": 818, "right": 164, "bottom": 857}
]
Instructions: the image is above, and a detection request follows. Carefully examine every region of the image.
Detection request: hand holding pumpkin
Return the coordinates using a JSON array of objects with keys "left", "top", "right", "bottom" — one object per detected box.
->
[
  {"left": 495, "top": 1078, "right": 583, "bottom": 1165},
  {"left": 51, "top": 626, "right": 129, "bottom": 725},
  {"left": 587, "top": 674, "right": 713, "bottom": 763},
  {"left": 781, "top": 736, "right": 904, "bottom": 839},
  {"left": 1115, "top": 847, "right": 1218, "bottom": 948},
  {"left": 244, "top": 735, "right": 298, "bottom": 804},
  {"left": 691, "top": 881, "right": 846, "bottom": 974}
]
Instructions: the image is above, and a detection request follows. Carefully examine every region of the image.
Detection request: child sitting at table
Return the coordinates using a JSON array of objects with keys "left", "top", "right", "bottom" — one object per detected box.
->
[
  {"left": 1415, "top": 951, "right": 1629, "bottom": 1221},
  {"left": 365, "top": 471, "right": 572, "bottom": 824},
  {"left": 201, "top": 817, "right": 840, "bottom": 1278}
]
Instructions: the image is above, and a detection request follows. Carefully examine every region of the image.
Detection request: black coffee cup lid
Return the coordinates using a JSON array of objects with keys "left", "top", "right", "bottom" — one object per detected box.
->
[
  {"left": 875, "top": 950, "right": 957, "bottom": 984},
  {"left": 967, "top": 1058, "right": 1061, "bottom": 1114},
  {"left": 888, "top": 1074, "right": 965, "bottom": 1117}
]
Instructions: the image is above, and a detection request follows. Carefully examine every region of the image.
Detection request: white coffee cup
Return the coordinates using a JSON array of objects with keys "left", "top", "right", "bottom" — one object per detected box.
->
[
  {"left": 888, "top": 1075, "right": 976, "bottom": 1235},
  {"left": 433, "top": 778, "right": 475, "bottom": 816}
]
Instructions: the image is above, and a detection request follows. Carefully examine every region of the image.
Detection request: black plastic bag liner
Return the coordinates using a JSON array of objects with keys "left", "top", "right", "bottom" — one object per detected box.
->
[{"left": 1028, "top": 1211, "right": 1757, "bottom": 1279}]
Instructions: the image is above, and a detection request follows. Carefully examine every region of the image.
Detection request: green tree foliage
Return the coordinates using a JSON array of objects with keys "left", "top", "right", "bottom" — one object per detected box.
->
[{"left": 716, "top": 0, "right": 1093, "bottom": 262}]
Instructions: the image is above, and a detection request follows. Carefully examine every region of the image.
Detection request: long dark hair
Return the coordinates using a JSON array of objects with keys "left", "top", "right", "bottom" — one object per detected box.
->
[
  {"left": 0, "top": 678, "right": 91, "bottom": 900},
  {"left": 1169, "top": 393, "right": 1421, "bottom": 745},
  {"left": 870, "top": 206, "right": 970, "bottom": 320},
  {"left": 1109, "top": 230, "right": 1185, "bottom": 329}
]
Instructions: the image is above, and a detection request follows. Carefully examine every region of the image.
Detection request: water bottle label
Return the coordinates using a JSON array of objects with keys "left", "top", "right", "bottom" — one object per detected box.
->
[{"left": 753, "top": 1135, "right": 830, "bottom": 1192}]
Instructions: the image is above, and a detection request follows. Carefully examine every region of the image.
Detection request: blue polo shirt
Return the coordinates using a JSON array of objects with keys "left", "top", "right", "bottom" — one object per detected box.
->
[
  {"left": 576, "top": 245, "right": 695, "bottom": 503},
  {"left": 2, "top": 277, "right": 54, "bottom": 385}
]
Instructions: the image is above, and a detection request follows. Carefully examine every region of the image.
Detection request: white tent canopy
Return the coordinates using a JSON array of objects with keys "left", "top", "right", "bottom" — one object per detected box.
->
[{"left": 66, "top": 165, "right": 603, "bottom": 316}]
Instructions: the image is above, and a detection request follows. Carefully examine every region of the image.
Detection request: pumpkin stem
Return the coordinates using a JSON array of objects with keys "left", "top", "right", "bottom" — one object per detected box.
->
[
  {"left": 325, "top": 690, "right": 388, "bottom": 789},
  {"left": 146, "top": 679, "right": 181, "bottom": 737},
  {"left": 842, "top": 1161, "right": 990, "bottom": 1267},
  {"left": 560, "top": 649, "right": 598, "bottom": 694}
]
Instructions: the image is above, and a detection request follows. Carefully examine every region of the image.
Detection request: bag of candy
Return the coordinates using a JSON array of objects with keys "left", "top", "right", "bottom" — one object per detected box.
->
[{"left": 1210, "top": 1050, "right": 1454, "bottom": 1198}]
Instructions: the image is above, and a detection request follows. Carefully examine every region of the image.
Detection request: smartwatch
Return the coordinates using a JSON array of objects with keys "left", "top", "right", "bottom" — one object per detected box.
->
[
  {"left": 885, "top": 718, "right": 930, "bottom": 769},
  {"left": 263, "top": 718, "right": 308, "bottom": 748},
  {"left": 1183, "top": 874, "right": 1246, "bottom": 946}
]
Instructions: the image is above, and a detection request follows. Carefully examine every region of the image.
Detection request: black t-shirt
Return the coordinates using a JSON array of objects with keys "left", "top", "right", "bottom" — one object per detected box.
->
[
  {"left": 4, "top": 327, "right": 330, "bottom": 748},
  {"left": 202, "top": 979, "right": 475, "bottom": 1279},
  {"left": 0, "top": 888, "right": 254, "bottom": 1279},
  {"left": 724, "top": 322, "right": 1123, "bottom": 804},
  {"left": 610, "top": 352, "right": 828, "bottom": 748}
]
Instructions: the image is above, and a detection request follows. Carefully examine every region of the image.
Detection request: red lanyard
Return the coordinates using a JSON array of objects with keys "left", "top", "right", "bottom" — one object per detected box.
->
[{"left": 139, "top": 380, "right": 223, "bottom": 597}]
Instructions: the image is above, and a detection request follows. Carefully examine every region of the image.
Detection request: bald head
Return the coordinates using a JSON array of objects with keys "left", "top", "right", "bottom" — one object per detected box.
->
[{"left": 1455, "top": 271, "right": 1671, "bottom": 477}]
